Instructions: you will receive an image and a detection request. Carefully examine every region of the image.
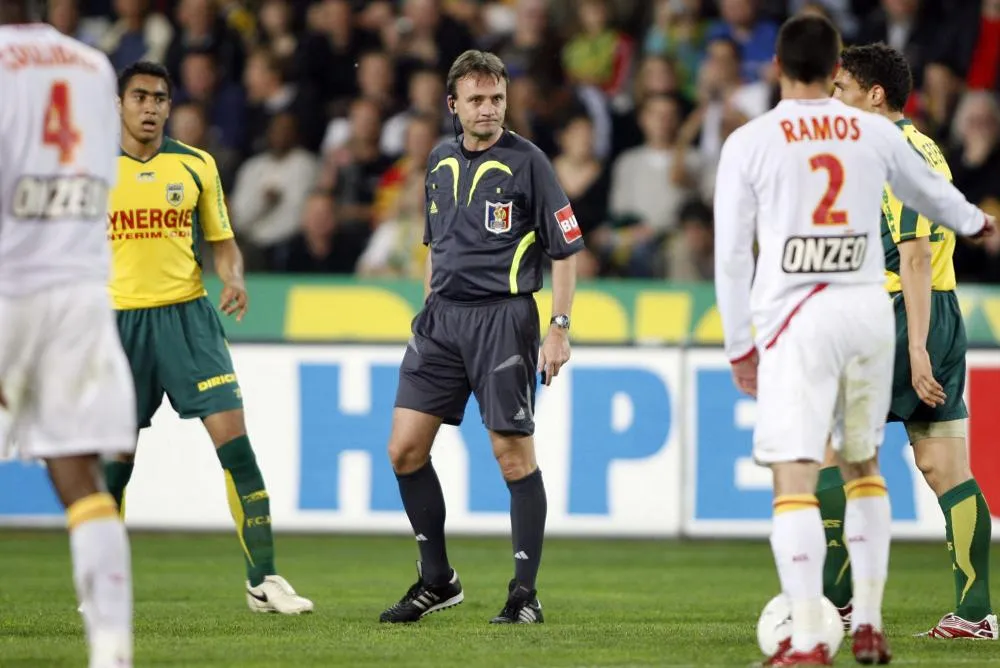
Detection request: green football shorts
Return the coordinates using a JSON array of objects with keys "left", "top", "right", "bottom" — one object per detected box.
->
[{"left": 116, "top": 296, "right": 243, "bottom": 428}]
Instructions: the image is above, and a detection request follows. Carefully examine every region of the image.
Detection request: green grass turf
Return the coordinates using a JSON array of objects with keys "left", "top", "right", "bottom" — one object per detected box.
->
[{"left": 0, "top": 532, "right": 998, "bottom": 667}]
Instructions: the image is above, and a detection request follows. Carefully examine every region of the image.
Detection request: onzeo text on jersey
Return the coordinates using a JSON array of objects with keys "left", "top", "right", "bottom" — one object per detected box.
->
[{"left": 781, "top": 234, "right": 868, "bottom": 273}]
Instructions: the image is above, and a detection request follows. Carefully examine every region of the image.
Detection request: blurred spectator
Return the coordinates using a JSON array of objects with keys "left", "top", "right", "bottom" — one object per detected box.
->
[
  {"left": 270, "top": 192, "right": 363, "bottom": 273},
  {"left": 600, "top": 94, "right": 702, "bottom": 276},
  {"left": 230, "top": 113, "right": 320, "bottom": 268},
  {"left": 43, "top": 0, "right": 998, "bottom": 285},
  {"left": 47, "top": 0, "right": 105, "bottom": 48},
  {"left": 924, "top": 0, "right": 1000, "bottom": 134},
  {"left": 168, "top": 102, "right": 240, "bottom": 188},
  {"left": 855, "top": 0, "right": 932, "bottom": 90},
  {"left": 381, "top": 66, "right": 449, "bottom": 158},
  {"left": 216, "top": 0, "right": 257, "bottom": 44},
  {"left": 295, "top": 0, "right": 381, "bottom": 117},
  {"left": 561, "top": 0, "right": 635, "bottom": 100},
  {"left": 321, "top": 51, "right": 400, "bottom": 155},
  {"left": 174, "top": 49, "right": 246, "bottom": 154},
  {"left": 666, "top": 198, "right": 714, "bottom": 281},
  {"left": 673, "top": 36, "right": 770, "bottom": 200},
  {"left": 99, "top": 0, "right": 173, "bottom": 71},
  {"left": 443, "top": 0, "right": 487, "bottom": 39},
  {"left": 169, "top": 102, "right": 208, "bottom": 148},
  {"left": 371, "top": 113, "right": 438, "bottom": 227},
  {"left": 506, "top": 74, "right": 557, "bottom": 156},
  {"left": 357, "top": 0, "right": 397, "bottom": 34},
  {"left": 483, "top": 0, "right": 566, "bottom": 97},
  {"left": 552, "top": 112, "right": 610, "bottom": 238},
  {"left": 787, "top": 0, "right": 859, "bottom": 39},
  {"left": 164, "top": 0, "right": 245, "bottom": 86},
  {"left": 243, "top": 48, "right": 325, "bottom": 155},
  {"left": 643, "top": 0, "right": 709, "bottom": 102},
  {"left": 706, "top": 0, "right": 778, "bottom": 84},
  {"left": 257, "top": 0, "right": 299, "bottom": 61},
  {"left": 950, "top": 92, "right": 1000, "bottom": 283},
  {"left": 356, "top": 118, "right": 437, "bottom": 278},
  {"left": 387, "top": 0, "right": 475, "bottom": 82},
  {"left": 320, "top": 98, "right": 394, "bottom": 232},
  {"left": 612, "top": 54, "right": 683, "bottom": 157},
  {"left": 703, "top": 36, "right": 772, "bottom": 119}
]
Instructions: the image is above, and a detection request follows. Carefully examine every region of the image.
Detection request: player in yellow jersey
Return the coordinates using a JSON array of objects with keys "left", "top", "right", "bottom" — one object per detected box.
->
[
  {"left": 106, "top": 61, "right": 312, "bottom": 615},
  {"left": 823, "top": 44, "right": 996, "bottom": 641}
]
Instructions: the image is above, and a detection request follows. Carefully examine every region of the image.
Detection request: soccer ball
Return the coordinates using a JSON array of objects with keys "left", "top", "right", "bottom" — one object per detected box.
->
[{"left": 756, "top": 594, "right": 843, "bottom": 657}]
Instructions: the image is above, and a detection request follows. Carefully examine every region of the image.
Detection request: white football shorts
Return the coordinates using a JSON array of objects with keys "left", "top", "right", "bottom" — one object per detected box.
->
[
  {"left": 0, "top": 283, "right": 136, "bottom": 460},
  {"left": 754, "top": 283, "right": 894, "bottom": 465}
]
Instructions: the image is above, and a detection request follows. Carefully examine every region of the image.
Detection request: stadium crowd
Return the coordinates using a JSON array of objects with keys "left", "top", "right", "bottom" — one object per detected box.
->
[{"left": 51, "top": 0, "right": 1000, "bottom": 281}]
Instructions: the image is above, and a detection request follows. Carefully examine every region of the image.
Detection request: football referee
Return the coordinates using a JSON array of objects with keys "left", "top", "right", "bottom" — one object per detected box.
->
[{"left": 379, "top": 50, "right": 584, "bottom": 625}]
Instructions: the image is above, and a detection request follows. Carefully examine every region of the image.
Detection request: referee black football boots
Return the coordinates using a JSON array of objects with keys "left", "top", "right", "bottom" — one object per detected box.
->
[
  {"left": 489, "top": 579, "right": 544, "bottom": 624},
  {"left": 379, "top": 562, "right": 464, "bottom": 623}
]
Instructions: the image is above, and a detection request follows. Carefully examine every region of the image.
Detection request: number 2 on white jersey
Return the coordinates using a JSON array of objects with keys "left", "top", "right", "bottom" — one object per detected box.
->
[
  {"left": 810, "top": 153, "right": 848, "bottom": 226},
  {"left": 42, "top": 81, "right": 81, "bottom": 165}
]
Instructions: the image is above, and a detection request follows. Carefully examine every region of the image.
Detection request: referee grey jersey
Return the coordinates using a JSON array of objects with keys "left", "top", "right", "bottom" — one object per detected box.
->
[{"left": 424, "top": 131, "right": 584, "bottom": 302}]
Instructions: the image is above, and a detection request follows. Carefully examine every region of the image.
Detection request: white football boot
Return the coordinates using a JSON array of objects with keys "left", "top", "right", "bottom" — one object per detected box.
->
[
  {"left": 246, "top": 575, "right": 314, "bottom": 614},
  {"left": 89, "top": 629, "right": 132, "bottom": 668}
]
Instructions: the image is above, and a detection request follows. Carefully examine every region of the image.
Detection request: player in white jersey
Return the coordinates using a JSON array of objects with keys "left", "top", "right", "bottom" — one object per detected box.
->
[
  {"left": 714, "top": 16, "right": 994, "bottom": 667},
  {"left": 0, "top": 6, "right": 135, "bottom": 668}
]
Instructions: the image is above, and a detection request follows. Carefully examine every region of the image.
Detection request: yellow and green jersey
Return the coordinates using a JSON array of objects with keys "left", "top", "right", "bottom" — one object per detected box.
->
[
  {"left": 108, "top": 137, "right": 233, "bottom": 309},
  {"left": 881, "top": 119, "right": 957, "bottom": 293}
]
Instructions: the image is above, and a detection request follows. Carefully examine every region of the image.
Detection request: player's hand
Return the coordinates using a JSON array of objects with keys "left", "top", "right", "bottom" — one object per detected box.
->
[
  {"left": 219, "top": 282, "right": 248, "bottom": 322},
  {"left": 538, "top": 328, "right": 570, "bottom": 386},
  {"left": 0, "top": 384, "right": 6, "bottom": 409},
  {"left": 910, "top": 347, "right": 946, "bottom": 408},
  {"left": 971, "top": 214, "right": 996, "bottom": 240},
  {"left": 730, "top": 349, "right": 759, "bottom": 398}
]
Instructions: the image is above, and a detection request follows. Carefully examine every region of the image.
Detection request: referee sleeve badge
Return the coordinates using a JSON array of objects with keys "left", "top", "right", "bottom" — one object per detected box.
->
[{"left": 554, "top": 204, "right": 582, "bottom": 243}]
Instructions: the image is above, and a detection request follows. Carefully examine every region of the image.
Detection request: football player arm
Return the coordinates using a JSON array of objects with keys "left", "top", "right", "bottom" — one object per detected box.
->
[
  {"left": 534, "top": 150, "right": 583, "bottom": 385},
  {"left": 897, "top": 227, "right": 946, "bottom": 406},
  {"left": 882, "top": 124, "right": 987, "bottom": 237},
  {"left": 713, "top": 136, "right": 757, "bottom": 363},
  {"left": 201, "top": 155, "right": 247, "bottom": 320},
  {"left": 549, "top": 254, "right": 577, "bottom": 327},
  {"left": 534, "top": 152, "right": 583, "bottom": 329},
  {"left": 897, "top": 229, "right": 933, "bottom": 356},
  {"left": 211, "top": 238, "right": 248, "bottom": 320}
]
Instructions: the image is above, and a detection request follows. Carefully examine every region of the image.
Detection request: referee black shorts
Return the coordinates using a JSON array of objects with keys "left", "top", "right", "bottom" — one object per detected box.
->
[{"left": 394, "top": 294, "right": 540, "bottom": 436}]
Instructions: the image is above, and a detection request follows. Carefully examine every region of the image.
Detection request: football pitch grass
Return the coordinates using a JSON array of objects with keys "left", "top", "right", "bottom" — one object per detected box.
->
[{"left": 1, "top": 532, "right": 998, "bottom": 667}]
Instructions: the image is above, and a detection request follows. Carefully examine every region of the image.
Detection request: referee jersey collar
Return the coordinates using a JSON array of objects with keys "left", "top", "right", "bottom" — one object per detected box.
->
[{"left": 457, "top": 129, "right": 514, "bottom": 159}]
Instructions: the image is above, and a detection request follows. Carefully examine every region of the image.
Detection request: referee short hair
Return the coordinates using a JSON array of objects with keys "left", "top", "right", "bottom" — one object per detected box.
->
[
  {"left": 776, "top": 15, "right": 842, "bottom": 85},
  {"left": 839, "top": 43, "right": 913, "bottom": 112},
  {"left": 446, "top": 50, "right": 509, "bottom": 99}
]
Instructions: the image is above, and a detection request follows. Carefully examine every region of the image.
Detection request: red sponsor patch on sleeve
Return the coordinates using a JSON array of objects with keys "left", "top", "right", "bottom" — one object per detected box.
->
[{"left": 554, "top": 204, "right": 582, "bottom": 243}]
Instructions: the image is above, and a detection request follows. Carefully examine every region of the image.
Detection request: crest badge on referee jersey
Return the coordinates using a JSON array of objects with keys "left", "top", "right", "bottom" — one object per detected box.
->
[
  {"left": 484, "top": 201, "right": 512, "bottom": 235},
  {"left": 165, "top": 182, "right": 184, "bottom": 207}
]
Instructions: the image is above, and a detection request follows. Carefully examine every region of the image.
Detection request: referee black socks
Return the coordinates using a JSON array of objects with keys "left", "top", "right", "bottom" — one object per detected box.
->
[
  {"left": 507, "top": 468, "right": 547, "bottom": 591},
  {"left": 396, "top": 459, "right": 452, "bottom": 585}
]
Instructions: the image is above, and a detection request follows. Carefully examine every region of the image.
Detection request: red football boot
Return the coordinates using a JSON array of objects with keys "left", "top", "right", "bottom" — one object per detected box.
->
[
  {"left": 760, "top": 639, "right": 833, "bottom": 666},
  {"left": 916, "top": 612, "right": 998, "bottom": 639},
  {"left": 852, "top": 624, "right": 892, "bottom": 664}
]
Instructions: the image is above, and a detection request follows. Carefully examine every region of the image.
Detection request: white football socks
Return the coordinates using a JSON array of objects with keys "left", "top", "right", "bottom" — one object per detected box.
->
[
  {"left": 68, "top": 493, "right": 133, "bottom": 668},
  {"left": 771, "top": 495, "right": 827, "bottom": 652},
  {"left": 844, "top": 476, "right": 891, "bottom": 632}
]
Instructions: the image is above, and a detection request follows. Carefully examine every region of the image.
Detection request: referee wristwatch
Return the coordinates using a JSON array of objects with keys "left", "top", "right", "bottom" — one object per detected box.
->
[{"left": 550, "top": 314, "right": 571, "bottom": 330}]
